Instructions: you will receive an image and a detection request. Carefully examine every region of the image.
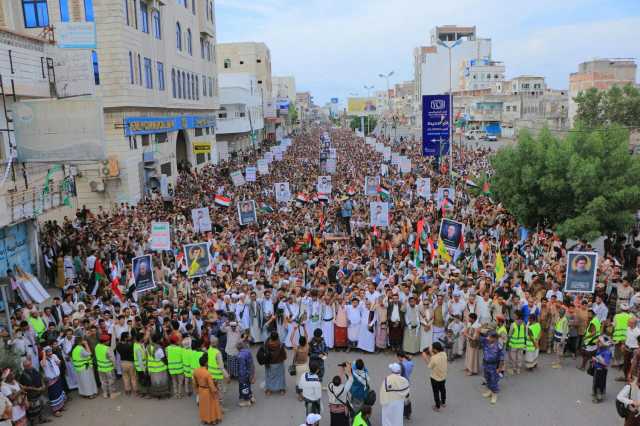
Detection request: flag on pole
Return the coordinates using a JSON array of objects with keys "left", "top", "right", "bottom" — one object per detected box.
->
[
  {"left": 495, "top": 250, "right": 505, "bottom": 281},
  {"left": 214, "top": 195, "right": 231, "bottom": 207},
  {"left": 437, "top": 237, "right": 452, "bottom": 263},
  {"left": 346, "top": 186, "right": 356, "bottom": 196},
  {"left": 453, "top": 233, "right": 465, "bottom": 262},
  {"left": 110, "top": 276, "right": 124, "bottom": 301},
  {"left": 464, "top": 178, "right": 478, "bottom": 188},
  {"left": 426, "top": 236, "right": 436, "bottom": 261},
  {"left": 95, "top": 259, "right": 107, "bottom": 284},
  {"left": 296, "top": 193, "right": 309, "bottom": 203},
  {"left": 414, "top": 219, "right": 424, "bottom": 266},
  {"left": 482, "top": 181, "right": 491, "bottom": 195},
  {"left": 376, "top": 185, "right": 390, "bottom": 201}
]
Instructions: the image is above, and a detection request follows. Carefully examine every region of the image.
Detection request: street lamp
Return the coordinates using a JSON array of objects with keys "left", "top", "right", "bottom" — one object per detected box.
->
[
  {"left": 364, "top": 85, "right": 374, "bottom": 135},
  {"left": 378, "top": 71, "right": 394, "bottom": 140},
  {"left": 436, "top": 39, "right": 462, "bottom": 176}
]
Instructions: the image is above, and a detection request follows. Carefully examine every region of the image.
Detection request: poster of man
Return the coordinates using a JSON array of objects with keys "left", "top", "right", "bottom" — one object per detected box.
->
[
  {"left": 274, "top": 182, "right": 291, "bottom": 203},
  {"left": 564, "top": 252, "right": 598, "bottom": 293},
  {"left": 416, "top": 177, "right": 431, "bottom": 199},
  {"left": 439, "top": 218, "right": 464, "bottom": 251},
  {"left": 436, "top": 187, "right": 455, "bottom": 210},
  {"left": 184, "top": 242, "right": 211, "bottom": 278},
  {"left": 132, "top": 254, "right": 155, "bottom": 293},
  {"left": 364, "top": 176, "right": 380, "bottom": 196},
  {"left": 191, "top": 207, "right": 212, "bottom": 233},
  {"left": 370, "top": 201, "right": 389, "bottom": 227},
  {"left": 237, "top": 200, "right": 257, "bottom": 225},
  {"left": 317, "top": 176, "right": 332, "bottom": 194}
]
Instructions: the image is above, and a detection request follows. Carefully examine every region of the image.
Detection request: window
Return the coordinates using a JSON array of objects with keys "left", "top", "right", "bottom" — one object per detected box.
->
[
  {"left": 223, "top": 59, "right": 230, "bottom": 69},
  {"left": 195, "top": 128, "right": 203, "bottom": 137},
  {"left": 59, "top": 0, "right": 69, "bottom": 22},
  {"left": 512, "top": 106, "right": 517, "bottom": 112},
  {"left": 141, "top": 134, "right": 150, "bottom": 147},
  {"left": 140, "top": 2, "right": 149, "bottom": 33},
  {"left": 160, "top": 162, "right": 171, "bottom": 176},
  {"left": 124, "top": 0, "right": 129, "bottom": 25},
  {"left": 84, "top": 0, "right": 94, "bottom": 21},
  {"left": 239, "top": 61, "right": 244, "bottom": 65},
  {"left": 129, "top": 52, "right": 134, "bottom": 84},
  {"left": 186, "top": 29, "right": 192, "bottom": 55},
  {"left": 132, "top": 0, "right": 138, "bottom": 28},
  {"left": 152, "top": 10, "right": 161, "bottom": 39},
  {"left": 257, "top": 59, "right": 261, "bottom": 63},
  {"left": 196, "top": 153, "right": 205, "bottom": 165},
  {"left": 191, "top": 0, "right": 195, "bottom": 14},
  {"left": 156, "top": 133, "right": 168, "bottom": 144},
  {"left": 195, "top": 76, "right": 199, "bottom": 100},
  {"left": 171, "top": 69, "right": 176, "bottom": 97},
  {"left": 206, "top": 42, "right": 211, "bottom": 61},
  {"left": 208, "top": 77, "right": 213, "bottom": 97},
  {"left": 209, "top": 1, "right": 214, "bottom": 22},
  {"left": 202, "top": 75, "right": 207, "bottom": 96},
  {"left": 129, "top": 136, "right": 137, "bottom": 150},
  {"left": 257, "top": 80, "right": 262, "bottom": 84},
  {"left": 91, "top": 50, "right": 100, "bottom": 85},
  {"left": 182, "top": 72, "right": 186, "bottom": 99},
  {"left": 176, "top": 22, "right": 182, "bottom": 51},
  {"left": 22, "top": 0, "right": 49, "bottom": 28},
  {"left": 176, "top": 71, "right": 181, "bottom": 98},
  {"left": 192, "top": 75, "right": 196, "bottom": 100},
  {"left": 143, "top": 57, "right": 152, "bottom": 88},
  {"left": 200, "top": 38, "right": 205, "bottom": 59},
  {"left": 157, "top": 62, "right": 165, "bottom": 91},
  {"left": 137, "top": 54, "right": 142, "bottom": 86}
]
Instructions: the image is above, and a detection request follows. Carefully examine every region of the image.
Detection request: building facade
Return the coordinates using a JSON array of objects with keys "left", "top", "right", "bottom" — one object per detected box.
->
[{"left": 569, "top": 59, "right": 637, "bottom": 127}]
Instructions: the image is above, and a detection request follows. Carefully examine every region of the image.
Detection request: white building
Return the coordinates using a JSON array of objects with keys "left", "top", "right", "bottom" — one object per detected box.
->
[{"left": 215, "top": 73, "right": 264, "bottom": 158}]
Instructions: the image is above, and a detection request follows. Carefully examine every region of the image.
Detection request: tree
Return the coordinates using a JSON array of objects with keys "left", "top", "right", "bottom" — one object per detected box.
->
[
  {"left": 288, "top": 102, "right": 298, "bottom": 124},
  {"left": 574, "top": 84, "right": 640, "bottom": 128},
  {"left": 349, "top": 116, "right": 377, "bottom": 135},
  {"left": 490, "top": 126, "right": 640, "bottom": 241}
]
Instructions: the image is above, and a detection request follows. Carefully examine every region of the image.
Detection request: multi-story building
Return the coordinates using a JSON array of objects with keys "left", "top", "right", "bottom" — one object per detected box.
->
[
  {"left": 2, "top": 0, "right": 220, "bottom": 211},
  {"left": 569, "top": 59, "right": 637, "bottom": 127},
  {"left": 462, "top": 59, "right": 505, "bottom": 92},
  {"left": 295, "top": 91, "right": 311, "bottom": 123},
  {"left": 273, "top": 76, "right": 296, "bottom": 103},
  {"left": 215, "top": 73, "right": 264, "bottom": 158}
]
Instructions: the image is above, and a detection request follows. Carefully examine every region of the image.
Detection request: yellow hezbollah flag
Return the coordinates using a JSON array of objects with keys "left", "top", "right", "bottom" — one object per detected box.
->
[
  {"left": 188, "top": 258, "right": 200, "bottom": 276},
  {"left": 437, "top": 237, "right": 452, "bottom": 263},
  {"left": 495, "top": 250, "right": 505, "bottom": 281}
]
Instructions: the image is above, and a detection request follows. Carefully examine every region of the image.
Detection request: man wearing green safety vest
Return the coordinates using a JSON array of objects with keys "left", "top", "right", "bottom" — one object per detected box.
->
[
  {"left": 551, "top": 308, "right": 569, "bottom": 369},
  {"left": 186, "top": 338, "right": 204, "bottom": 398},
  {"left": 579, "top": 308, "right": 601, "bottom": 370},
  {"left": 71, "top": 338, "right": 98, "bottom": 398},
  {"left": 180, "top": 337, "right": 194, "bottom": 398},
  {"left": 147, "top": 334, "right": 170, "bottom": 398},
  {"left": 167, "top": 335, "right": 184, "bottom": 399},
  {"left": 207, "top": 337, "right": 229, "bottom": 400},
  {"left": 524, "top": 313, "right": 541, "bottom": 370},
  {"left": 27, "top": 312, "right": 46, "bottom": 342},
  {"left": 352, "top": 405, "right": 372, "bottom": 426},
  {"left": 612, "top": 303, "right": 633, "bottom": 368},
  {"left": 95, "top": 333, "right": 119, "bottom": 399},
  {"left": 507, "top": 311, "right": 526, "bottom": 375},
  {"left": 132, "top": 333, "right": 147, "bottom": 397}
]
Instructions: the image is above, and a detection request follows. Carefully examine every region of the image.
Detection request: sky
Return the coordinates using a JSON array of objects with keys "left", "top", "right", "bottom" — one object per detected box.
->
[{"left": 216, "top": 0, "right": 640, "bottom": 105}]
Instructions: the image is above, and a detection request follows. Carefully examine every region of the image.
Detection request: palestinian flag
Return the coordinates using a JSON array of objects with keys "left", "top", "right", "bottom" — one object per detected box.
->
[
  {"left": 482, "top": 181, "right": 491, "bottom": 195},
  {"left": 260, "top": 204, "right": 274, "bottom": 213},
  {"left": 302, "top": 232, "right": 313, "bottom": 250},
  {"left": 296, "top": 193, "right": 309, "bottom": 203},
  {"left": 214, "top": 195, "right": 231, "bottom": 207},
  {"left": 426, "top": 236, "right": 436, "bottom": 261},
  {"left": 414, "top": 219, "right": 425, "bottom": 267},
  {"left": 377, "top": 185, "right": 390, "bottom": 201},
  {"left": 95, "top": 259, "right": 107, "bottom": 284}
]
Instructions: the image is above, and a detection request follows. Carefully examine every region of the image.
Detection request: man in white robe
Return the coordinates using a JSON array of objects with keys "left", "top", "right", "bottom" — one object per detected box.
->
[
  {"left": 346, "top": 298, "right": 362, "bottom": 351},
  {"left": 320, "top": 296, "right": 335, "bottom": 349},
  {"left": 380, "top": 363, "right": 410, "bottom": 426}
]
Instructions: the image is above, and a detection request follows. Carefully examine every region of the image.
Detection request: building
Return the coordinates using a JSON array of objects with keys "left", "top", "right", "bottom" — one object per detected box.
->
[
  {"left": 462, "top": 59, "right": 505, "bottom": 92},
  {"left": 1, "top": 0, "right": 220, "bottom": 211},
  {"left": 569, "top": 59, "right": 637, "bottom": 127},
  {"left": 215, "top": 73, "right": 264, "bottom": 158},
  {"left": 273, "top": 76, "right": 296, "bottom": 103},
  {"left": 295, "top": 91, "right": 311, "bottom": 122}
]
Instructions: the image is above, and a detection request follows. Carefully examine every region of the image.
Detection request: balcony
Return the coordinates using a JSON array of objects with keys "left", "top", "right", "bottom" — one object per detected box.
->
[{"left": 216, "top": 116, "right": 252, "bottom": 134}]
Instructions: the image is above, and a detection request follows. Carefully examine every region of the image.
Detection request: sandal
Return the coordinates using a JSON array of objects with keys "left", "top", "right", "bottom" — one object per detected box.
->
[{"left": 52, "top": 412, "right": 63, "bottom": 417}]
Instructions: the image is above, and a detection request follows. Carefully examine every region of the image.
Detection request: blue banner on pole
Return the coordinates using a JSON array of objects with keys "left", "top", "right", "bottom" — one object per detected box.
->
[{"left": 422, "top": 95, "right": 450, "bottom": 157}]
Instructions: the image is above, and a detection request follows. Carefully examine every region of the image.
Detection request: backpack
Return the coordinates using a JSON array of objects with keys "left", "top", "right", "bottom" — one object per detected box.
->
[
  {"left": 364, "top": 374, "right": 376, "bottom": 406},
  {"left": 616, "top": 385, "right": 632, "bottom": 418},
  {"left": 256, "top": 344, "right": 270, "bottom": 366}
]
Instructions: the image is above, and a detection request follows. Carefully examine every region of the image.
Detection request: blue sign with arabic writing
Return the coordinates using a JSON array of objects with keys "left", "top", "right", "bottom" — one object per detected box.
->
[
  {"left": 422, "top": 95, "right": 450, "bottom": 157},
  {"left": 124, "top": 115, "right": 216, "bottom": 136}
]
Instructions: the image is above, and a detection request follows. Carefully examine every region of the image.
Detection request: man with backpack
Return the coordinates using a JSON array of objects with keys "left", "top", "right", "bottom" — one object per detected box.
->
[
  {"left": 299, "top": 364, "right": 322, "bottom": 415},
  {"left": 349, "top": 359, "right": 373, "bottom": 415},
  {"left": 328, "top": 363, "right": 354, "bottom": 426}
]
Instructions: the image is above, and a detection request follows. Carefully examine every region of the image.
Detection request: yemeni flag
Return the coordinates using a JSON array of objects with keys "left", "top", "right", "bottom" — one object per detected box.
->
[
  {"left": 377, "top": 185, "right": 390, "bottom": 201},
  {"left": 296, "top": 193, "right": 308, "bottom": 203},
  {"left": 214, "top": 195, "right": 231, "bottom": 207},
  {"left": 317, "top": 193, "right": 329, "bottom": 202},
  {"left": 110, "top": 276, "right": 124, "bottom": 301},
  {"left": 482, "top": 181, "right": 491, "bottom": 195},
  {"left": 346, "top": 186, "right": 356, "bottom": 196}
]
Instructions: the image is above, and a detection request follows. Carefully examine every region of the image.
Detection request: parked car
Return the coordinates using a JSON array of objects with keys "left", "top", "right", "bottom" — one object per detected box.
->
[
  {"left": 465, "top": 129, "right": 487, "bottom": 140},
  {"left": 486, "top": 134, "right": 498, "bottom": 141}
]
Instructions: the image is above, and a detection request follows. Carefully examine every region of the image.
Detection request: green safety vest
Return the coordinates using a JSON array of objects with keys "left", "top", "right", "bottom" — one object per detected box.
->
[
  {"left": 496, "top": 325, "right": 508, "bottom": 338},
  {"left": 191, "top": 350, "right": 204, "bottom": 373},
  {"left": 207, "top": 347, "right": 223, "bottom": 380},
  {"left": 352, "top": 412, "right": 368, "bottom": 426},
  {"left": 526, "top": 322, "right": 541, "bottom": 352},
  {"left": 613, "top": 312, "right": 632, "bottom": 343},
  {"left": 509, "top": 322, "right": 526, "bottom": 349},
  {"left": 146, "top": 344, "right": 167, "bottom": 373},
  {"left": 583, "top": 317, "right": 602, "bottom": 346},
  {"left": 182, "top": 348, "right": 193, "bottom": 379},
  {"left": 95, "top": 343, "right": 114, "bottom": 373},
  {"left": 28, "top": 317, "right": 46, "bottom": 338},
  {"left": 133, "top": 342, "right": 146, "bottom": 372},
  {"left": 71, "top": 345, "right": 91, "bottom": 371},
  {"left": 167, "top": 345, "right": 183, "bottom": 376},
  {"left": 554, "top": 316, "right": 568, "bottom": 340}
]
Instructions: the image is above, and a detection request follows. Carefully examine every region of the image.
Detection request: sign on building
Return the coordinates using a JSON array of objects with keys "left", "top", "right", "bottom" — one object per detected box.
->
[
  {"left": 422, "top": 95, "right": 450, "bottom": 157},
  {"left": 56, "top": 22, "right": 97, "bottom": 49}
]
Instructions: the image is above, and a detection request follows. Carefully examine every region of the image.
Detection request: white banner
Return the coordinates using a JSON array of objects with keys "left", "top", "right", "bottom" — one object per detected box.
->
[{"left": 150, "top": 222, "right": 171, "bottom": 251}]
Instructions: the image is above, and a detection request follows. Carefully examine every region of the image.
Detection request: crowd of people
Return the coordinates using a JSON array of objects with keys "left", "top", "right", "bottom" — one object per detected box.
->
[{"left": 1, "top": 124, "right": 640, "bottom": 426}]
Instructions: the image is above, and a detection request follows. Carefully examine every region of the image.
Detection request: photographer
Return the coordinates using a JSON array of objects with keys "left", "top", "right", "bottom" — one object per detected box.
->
[
  {"left": 328, "top": 363, "right": 353, "bottom": 426},
  {"left": 422, "top": 342, "right": 448, "bottom": 412}
]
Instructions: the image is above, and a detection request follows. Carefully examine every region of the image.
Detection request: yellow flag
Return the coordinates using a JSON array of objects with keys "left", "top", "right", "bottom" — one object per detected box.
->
[
  {"left": 495, "top": 250, "right": 505, "bottom": 281},
  {"left": 188, "top": 258, "right": 200, "bottom": 276},
  {"left": 437, "top": 237, "right": 452, "bottom": 263}
]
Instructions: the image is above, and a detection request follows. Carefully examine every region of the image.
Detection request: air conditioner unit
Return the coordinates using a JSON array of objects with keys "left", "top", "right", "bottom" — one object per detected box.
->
[{"left": 89, "top": 180, "right": 105, "bottom": 192}]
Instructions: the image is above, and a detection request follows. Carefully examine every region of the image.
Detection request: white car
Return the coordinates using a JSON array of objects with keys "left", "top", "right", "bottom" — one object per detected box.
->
[{"left": 486, "top": 134, "right": 498, "bottom": 141}]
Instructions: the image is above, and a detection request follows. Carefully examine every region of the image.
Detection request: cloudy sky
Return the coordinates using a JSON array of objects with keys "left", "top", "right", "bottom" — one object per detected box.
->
[{"left": 216, "top": 0, "right": 640, "bottom": 105}]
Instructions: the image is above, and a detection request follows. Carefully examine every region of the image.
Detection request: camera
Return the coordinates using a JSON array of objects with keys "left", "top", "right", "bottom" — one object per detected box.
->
[{"left": 338, "top": 362, "right": 347, "bottom": 368}]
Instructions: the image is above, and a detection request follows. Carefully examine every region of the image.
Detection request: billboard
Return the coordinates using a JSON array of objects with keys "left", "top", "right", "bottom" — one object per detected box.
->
[
  {"left": 14, "top": 97, "right": 106, "bottom": 162},
  {"left": 422, "top": 95, "right": 450, "bottom": 157},
  {"left": 347, "top": 97, "right": 377, "bottom": 115},
  {"left": 331, "top": 98, "right": 339, "bottom": 104},
  {"left": 56, "top": 22, "right": 97, "bottom": 49}
]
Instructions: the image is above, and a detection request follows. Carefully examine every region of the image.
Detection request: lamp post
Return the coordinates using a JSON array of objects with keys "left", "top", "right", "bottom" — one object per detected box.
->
[
  {"left": 378, "top": 71, "right": 394, "bottom": 140},
  {"left": 364, "top": 85, "right": 374, "bottom": 135},
  {"left": 436, "top": 39, "right": 462, "bottom": 176}
]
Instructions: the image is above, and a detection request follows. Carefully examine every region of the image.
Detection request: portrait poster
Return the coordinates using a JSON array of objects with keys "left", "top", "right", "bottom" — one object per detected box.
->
[
  {"left": 416, "top": 177, "right": 431, "bottom": 199},
  {"left": 257, "top": 159, "right": 269, "bottom": 175},
  {"left": 183, "top": 242, "right": 211, "bottom": 278},
  {"left": 370, "top": 201, "right": 390, "bottom": 227},
  {"left": 191, "top": 207, "right": 212, "bottom": 233},
  {"left": 364, "top": 176, "right": 380, "bottom": 196},
  {"left": 274, "top": 182, "right": 291, "bottom": 203},
  {"left": 317, "top": 176, "right": 332, "bottom": 194},
  {"left": 133, "top": 254, "right": 155, "bottom": 293},
  {"left": 237, "top": 200, "right": 257, "bottom": 225},
  {"left": 564, "top": 251, "right": 598, "bottom": 293},
  {"left": 245, "top": 166, "right": 257, "bottom": 182},
  {"left": 439, "top": 218, "right": 464, "bottom": 251},
  {"left": 230, "top": 170, "right": 245, "bottom": 187},
  {"left": 436, "top": 187, "right": 455, "bottom": 211}
]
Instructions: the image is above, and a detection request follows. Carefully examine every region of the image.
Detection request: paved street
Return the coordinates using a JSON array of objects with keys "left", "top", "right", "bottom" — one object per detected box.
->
[{"left": 48, "top": 348, "right": 620, "bottom": 426}]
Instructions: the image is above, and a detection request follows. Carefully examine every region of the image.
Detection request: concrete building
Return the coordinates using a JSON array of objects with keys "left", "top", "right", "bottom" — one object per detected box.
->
[
  {"left": 273, "top": 76, "right": 296, "bottom": 103},
  {"left": 295, "top": 91, "right": 311, "bottom": 122},
  {"left": 215, "top": 73, "right": 264, "bottom": 158},
  {"left": 569, "top": 59, "right": 637, "bottom": 127},
  {"left": 462, "top": 59, "right": 505, "bottom": 92},
  {"left": 1, "top": 0, "right": 220, "bottom": 211}
]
